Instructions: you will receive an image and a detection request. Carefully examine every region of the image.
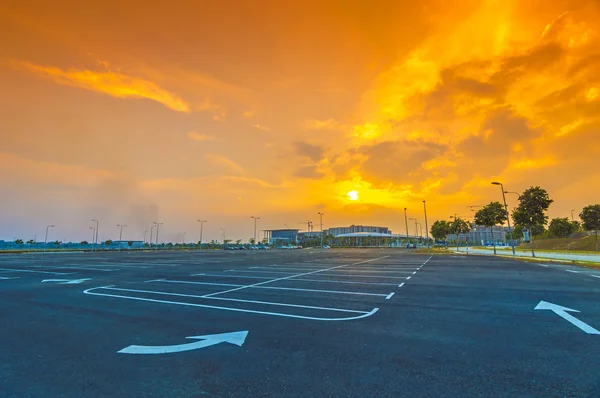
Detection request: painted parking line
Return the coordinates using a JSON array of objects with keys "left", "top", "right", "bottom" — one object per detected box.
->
[
  {"left": 83, "top": 286, "right": 379, "bottom": 322},
  {"left": 0, "top": 267, "right": 76, "bottom": 275},
  {"left": 0, "top": 276, "right": 20, "bottom": 280},
  {"left": 245, "top": 267, "right": 415, "bottom": 274},
  {"left": 219, "top": 270, "right": 410, "bottom": 279},
  {"left": 149, "top": 278, "right": 389, "bottom": 297},
  {"left": 31, "top": 266, "right": 117, "bottom": 272},
  {"left": 591, "top": 275, "right": 600, "bottom": 279},
  {"left": 566, "top": 270, "right": 580, "bottom": 274},
  {"left": 204, "top": 255, "right": 391, "bottom": 298},
  {"left": 192, "top": 273, "right": 400, "bottom": 286}
]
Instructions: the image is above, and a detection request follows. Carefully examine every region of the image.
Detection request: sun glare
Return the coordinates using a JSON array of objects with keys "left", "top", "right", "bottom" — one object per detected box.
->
[{"left": 347, "top": 190, "right": 359, "bottom": 201}]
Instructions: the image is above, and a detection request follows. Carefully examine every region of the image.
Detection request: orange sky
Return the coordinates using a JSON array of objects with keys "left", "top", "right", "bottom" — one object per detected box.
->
[{"left": 1, "top": 0, "right": 599, "bottom": 242}]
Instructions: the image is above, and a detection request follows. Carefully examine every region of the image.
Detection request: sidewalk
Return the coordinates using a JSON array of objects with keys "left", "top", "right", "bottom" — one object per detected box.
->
[{"left": 456, "top": 247, "right": 600, "bottom": 263}]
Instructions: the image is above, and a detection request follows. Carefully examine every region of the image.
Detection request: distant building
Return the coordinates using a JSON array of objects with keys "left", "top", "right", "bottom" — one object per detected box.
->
[
  {"left": 264, "top": 229, "right": 300, "bottom": 245},
  {"left": 447, "top": 225, "right": 507, "bottom": 245},
  {"left": 326, "top": 225, "right": 391, "bottom": 237}
]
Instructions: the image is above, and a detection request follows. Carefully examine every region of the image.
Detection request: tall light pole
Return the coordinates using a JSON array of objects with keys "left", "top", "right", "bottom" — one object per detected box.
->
[
  {"left": 117, "top": 224, "right": 127, "bottom": 243},
  {"left": 220, "top": 228, "right": 226, "bottom": 245},
  {"left": 92, "top": 219, "right": 99, "bottom": 247},
  {"left": 571, "top": 209, "right": 575, "bottom": 222},
  {"left": 44, "top": 225, "right": 54, "bottom": 252},
  {"left": 251, "top": 216, "right": 260, "bottom": 244},
  {"left": 404, "top": 208, "right": 410, "bottom": 249},
  {"left": 197, "top": 220, "right": 207, "bottom": 250},
  {"left": 491, "top": 182, "right": 516, "bottom": 257},
  {"left": 143, "top": 230, "right": 148, "bottom": 244},
  {"left": 153, "top": 222, "right": 163, "bottom": 250},
  {"left": 409, "top": 218, "right": 418, "bottom": 245},
  {"left": 423, "top": 200, "right": 430, "bottom": 254},
  {"left": 149, "top": 224, "right": 155, "bottom": 249},
  {"left": 318, "top": 212, "right": 324, "bottom": 248},
  {"left": 89, "top": 227, "right": 95, "bottom": 252}
]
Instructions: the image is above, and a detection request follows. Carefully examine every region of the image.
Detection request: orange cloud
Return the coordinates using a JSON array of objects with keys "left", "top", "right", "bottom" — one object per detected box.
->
[
  {"left": 187, "top": 132, "right": 216, "bottom": 142},
  {"left": 13, "top": 60, "right": 190, "bottom": 112},
  {"left": 303, "top": 118, "right": 344, "bottom": 131},
  {"left": 205, "top": 154, "right": 245, "bottom": 175}
]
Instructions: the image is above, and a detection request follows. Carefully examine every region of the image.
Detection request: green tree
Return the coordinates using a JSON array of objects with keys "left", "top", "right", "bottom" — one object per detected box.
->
[
  {"left": 26, "top": 239, "right": 35, "bottom": 245},
  {"left": 81, "top": 240, "right": 89, "bottom": 245},
  {"left": 512, "top": 186, "right": 553, "bottom": 258},
  {"left": 474, "top": 201, "right": 507, "bottom": 255},
  {"left": 430, "top": 220, "right": 451, "bottom": 243},
  {"left": 449, "top": 218, "right": 471, "bottom": 234},
  {"left": 580, "top": 204, "right": 600, "bottom": 251},
  {"left": 15, "top": 239, "right": 24, "bottom": 245},
  {"left": 249, "top": 238, "right": 255, "bottom": 245},
  {"left": 104, "top": 239, "right": 113, "bottom": 245},
  {"left": 548, "top": 217, "right": 576, "bottom": 238},
  {"left": 235, "top": 239, "right": 242, "bottom": 245}
]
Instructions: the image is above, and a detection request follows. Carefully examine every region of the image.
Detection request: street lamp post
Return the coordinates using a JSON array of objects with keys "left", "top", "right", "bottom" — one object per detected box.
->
[
  {"left": 220, "top": 228, "right": 226, "bottom": 246},
  {"left": 44, "top": 225, "right": 55, "bottom": 253},
  {"left": 197, "top": 220, "right": 207, "bottom": 250},
  {"left": 491, "top": 182, "right": 516, "bottom": 257},
  {"left": 251, "top": 216, "right": 260, "bottom": 245},
  {"left": 117, "top": 224, "right": 127, "bottom": 250},
  {"left": 149, "top": 224, "right": 155, "bottom": 249},
  {"left": 89, "top": 227, "right": 95, "bottom": 252},
  {"left": 153, "top": 222, "right": 163, "bottom": 251},
  {"left": 92, "top": 219, "right": 99, "bottom": 247},
  {"left": 143, "top": 230, "right": 148, "bottom": 245},
  {"left": 318, "top": 212, "right": 324, "bottom": 248},
  {"left": 404, "top": 208, "right": 410, "bottom": 249},
  {"left": 571, "top": 209, "right": 575, "bottom": 222},
  {"left": 423, "top": 200, "right": 430, "bottom": 255}
]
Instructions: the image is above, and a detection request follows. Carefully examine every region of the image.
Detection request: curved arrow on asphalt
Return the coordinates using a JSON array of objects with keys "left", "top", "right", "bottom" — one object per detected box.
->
[
  {"left": 535, "top": 301, "right": 600, "bottom": 335},
  {"left": 118, "top": 331, "right": 249, "bottom": 354}
]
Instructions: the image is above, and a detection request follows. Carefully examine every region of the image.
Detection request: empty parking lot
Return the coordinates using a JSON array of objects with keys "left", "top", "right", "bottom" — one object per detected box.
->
[{"left": 1, "top": 249, "right": 600, "bottom": 397}]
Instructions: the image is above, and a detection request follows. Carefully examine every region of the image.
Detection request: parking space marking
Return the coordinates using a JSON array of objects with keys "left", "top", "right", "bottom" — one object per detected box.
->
[
  {"left": 566, "top": 270, "right": 579, "bottom": 274},
  {"left": 221, "top": 270, "right": 409, "bottom": 279},
  {"left": 0, "top": 276, "right": 20, "bottom": 280},
  {"left": 203, "top": 255, "right": 391, "bottom": 298},
  {"left": 191, "top": 273, "right": 400, "bottom": 286},
  {"left": 385, "top": 292, "right": 395, "bottom": 300},
  {"left": 242, "top": 267, "right": 415, "bottom": 274},
  {"left": 32, "top": 266, "right": 117, "bottom": 272},
  {"left": 591, "top": 275, "right": 600, "bottom": 279},
  {"left": 83, "top": 286, "right": 380, "bottom": 322},
  {"left": 398, "top": 282, "right": 405, "bottom": 288},
  {"left": 0, "top": 267, "right": 76, "bottom": 275}
]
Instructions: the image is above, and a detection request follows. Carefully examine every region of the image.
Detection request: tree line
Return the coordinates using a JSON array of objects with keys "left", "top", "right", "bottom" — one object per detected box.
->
[{"left": 430, "top": 186, "right": 600, "bottom": 256}]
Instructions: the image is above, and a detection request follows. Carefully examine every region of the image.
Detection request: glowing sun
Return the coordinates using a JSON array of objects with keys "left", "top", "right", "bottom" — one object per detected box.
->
[{"left": 347, "top": 190, "right": 359, "bottom": 201}]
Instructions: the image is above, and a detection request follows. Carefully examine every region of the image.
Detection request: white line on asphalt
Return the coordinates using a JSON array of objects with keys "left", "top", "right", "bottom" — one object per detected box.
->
[
  {"left": 191, "top": 273, "right": 400, "bottom": 286},
  {"left": 203, "top": 255, "right": 391, "bottom": 298},
  {"left": 93, "top": 286, "right": 369, "bottom": 314},
  {"left": 398, "top": 283, "right": 405, "bottom": 288},
  {"left": 412, "top": 271, "right": 417, "bottom": 275},
  {"left": 83, "top": 286, "right": 380, "bottom": 322},
  {"left": 539, "top": 264, "right": 549, "bottom": 267},
  {"left": 566, "top": 270, "right": 579, "bottom": 273},
  {"left": 219, "top": 270, "right": 410, "bottom": 278},
  {"left": 385, "top": 292, "right": 395, "bottom": 300},
  {"left": 0, "top": 268, "right": 76, "bottom": 275},
  {"left": 33, "top": 266, "right": 117, "bottom": 272},
  {"left": 591, "top": 275, "right": 600, "bottom": 279},
  {"left": 146, "top": 278, "right": 390, "bottom": 296},
  {"left": 0, "top": 276, "right": 20, "bottom": 280},
  {"left": 406, "top": 276, "right": 412, "bottom": 280}
]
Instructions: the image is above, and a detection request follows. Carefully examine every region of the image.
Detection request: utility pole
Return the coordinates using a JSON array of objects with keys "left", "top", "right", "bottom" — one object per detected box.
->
[
  {"left": 92, "top": 219, "right": 99, "bottom": 247},
  {"left": 149, "top": 224, "right": 155, "bottom": 249},
  {"left": 423, "top": 200, "right": 430, "bottom": 254},
  {"left": 571, "top": 209, "right": 575, "bottom": 222},
  {"left": 44, "top": 225, "right": 54, "bottom": 253},
  {"left": 89, "top": 227, "right": 95, "bottom": 252}
]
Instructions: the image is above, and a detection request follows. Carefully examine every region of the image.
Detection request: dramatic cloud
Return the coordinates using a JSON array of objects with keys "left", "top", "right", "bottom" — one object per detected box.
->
[
  {"left": 205, "top": 154, "right": 245, "bottom": 175},
  {"left": 13, "top": 60, "right": 190, "bottom": 112},
  {"left": 292, "top": 141, "right": 325, "bottom": 162}
]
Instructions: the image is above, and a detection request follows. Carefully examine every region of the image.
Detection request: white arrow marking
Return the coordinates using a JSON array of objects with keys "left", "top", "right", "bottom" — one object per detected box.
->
[
  {"left": 118, "top": 331, "right": 248, "bottom": 354},
  {"left": 535, "top": 301, "right": 600, "bottom": 335},
  {"left": 42, "top": 278, "right": 92, "bottom": 284}
]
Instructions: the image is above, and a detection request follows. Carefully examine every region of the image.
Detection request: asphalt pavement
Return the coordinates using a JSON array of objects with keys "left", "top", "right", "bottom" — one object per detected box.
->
[{"left": 1, "top": 249, "right": 599, "bottom": 397}]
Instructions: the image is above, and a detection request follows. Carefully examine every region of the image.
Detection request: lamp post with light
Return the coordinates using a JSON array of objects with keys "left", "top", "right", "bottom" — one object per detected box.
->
[{"left": 491, "top": 182, "right": 516, "bottom": 257}]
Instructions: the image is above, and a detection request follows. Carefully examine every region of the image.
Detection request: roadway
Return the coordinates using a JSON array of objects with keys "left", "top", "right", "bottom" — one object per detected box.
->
[{"left": 1, "top": 249, "right": 599, "bottom": 397}]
